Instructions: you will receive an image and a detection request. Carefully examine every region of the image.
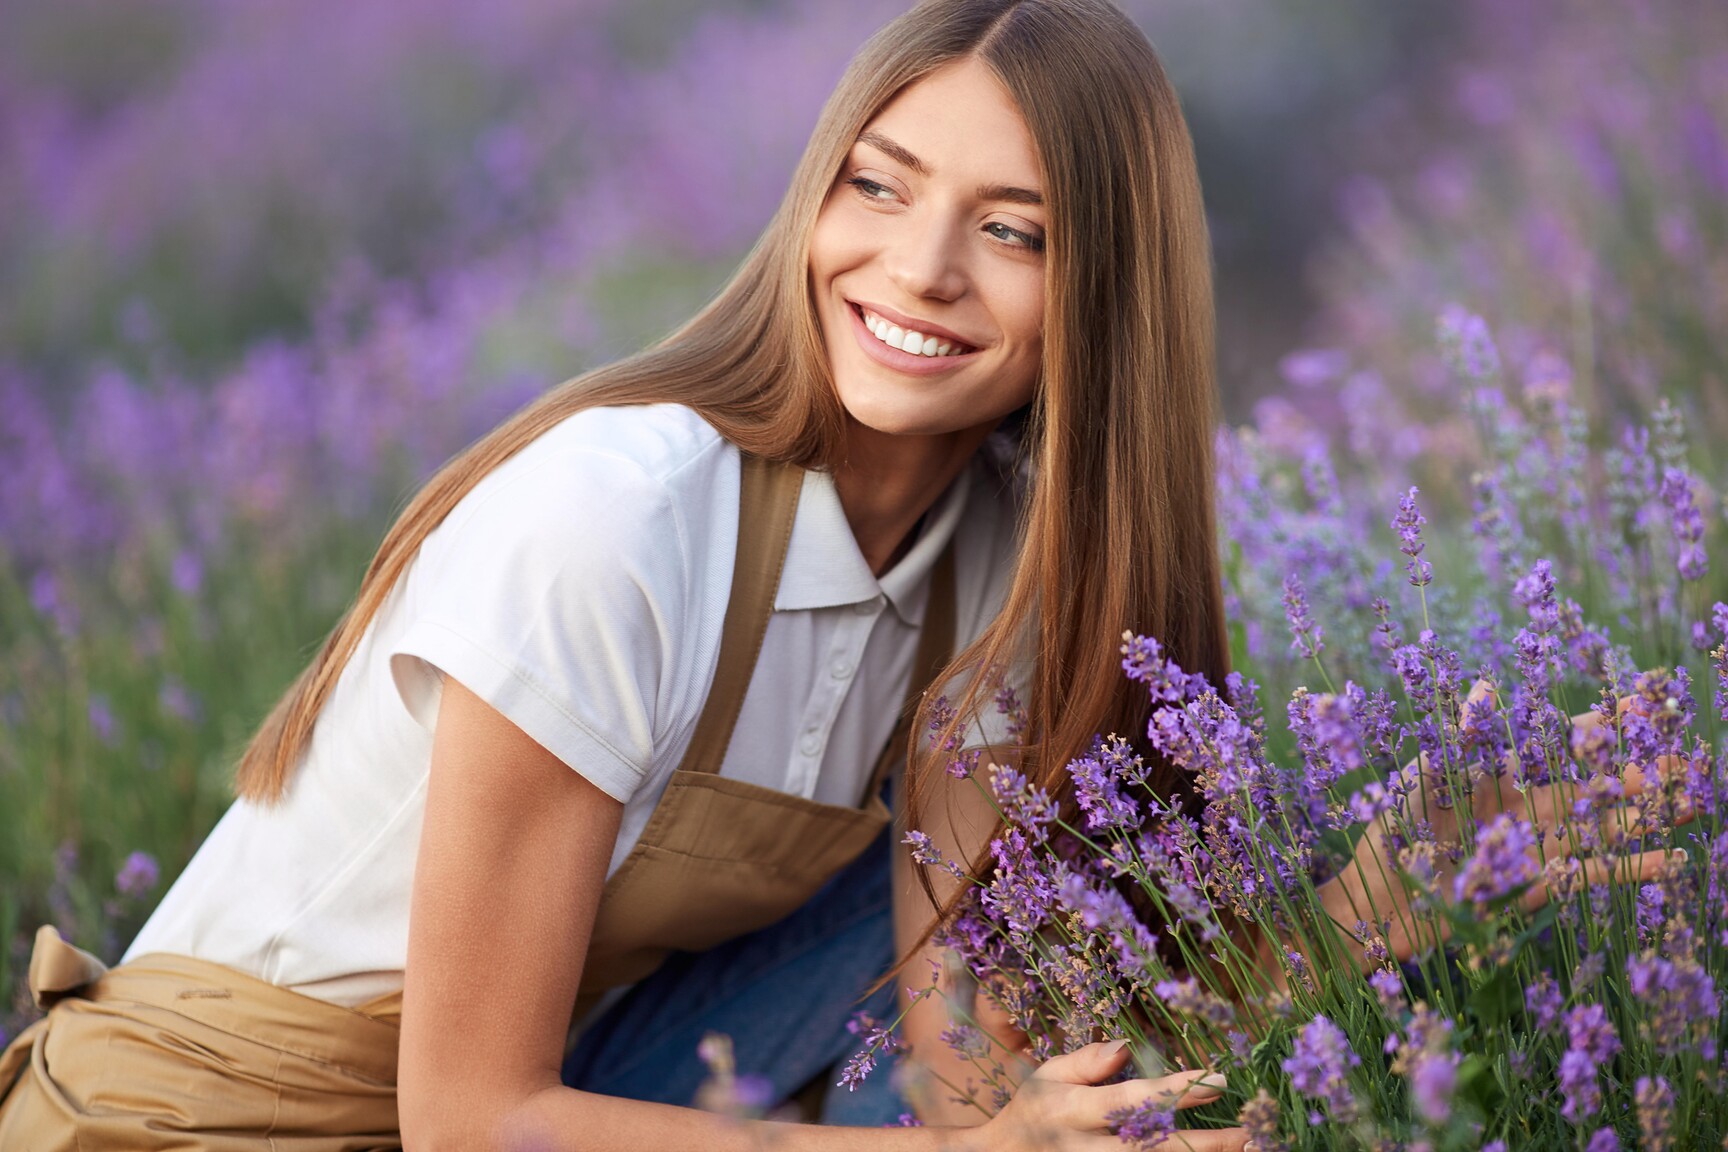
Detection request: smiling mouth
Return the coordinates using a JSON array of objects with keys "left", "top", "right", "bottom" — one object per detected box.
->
[{"left": 851, "top": 303, "right": 977, "bottom": 358}]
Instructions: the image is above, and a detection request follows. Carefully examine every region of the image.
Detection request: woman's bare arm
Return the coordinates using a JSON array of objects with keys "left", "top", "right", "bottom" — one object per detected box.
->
[
  {"left": 892, "top": 756, "right": 1033, "bottom": 1127},
  {"left": 396, "top": 676, "right": 959, "bottom": 1151}
]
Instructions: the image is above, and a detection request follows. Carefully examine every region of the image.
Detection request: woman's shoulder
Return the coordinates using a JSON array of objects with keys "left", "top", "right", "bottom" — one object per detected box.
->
[
  {"left": 416, "top": 402, "right": 740, "bottom": 590},
  {"left": 509, "top": 401, "right": 733, "bottom": 488}
]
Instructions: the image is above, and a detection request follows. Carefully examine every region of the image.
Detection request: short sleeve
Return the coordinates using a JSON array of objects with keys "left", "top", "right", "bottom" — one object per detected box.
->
[{"left": 387, "top": 441, "right": 694, "bottom": 804}]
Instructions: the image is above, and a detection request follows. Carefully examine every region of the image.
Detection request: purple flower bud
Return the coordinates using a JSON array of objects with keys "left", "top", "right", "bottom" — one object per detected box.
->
[
  {"left": 1437, "top": 304, "right": 1501, "bottom": 380},
  {"left": 1282, "top": 572, "right": 1325, "bottom": 661},
  {"left": 1453, "top": 813, "right": 1540, "bottom": 908},
  {"left": 1392, "top": 488, "right": 1433, "bottom": 587},
  {"left": 115, "top": 851, "right": 161, "bottom": 897},
  {"left": 1107, "top": 1096, "right": 1176, "bottom": 1150},
  {"left": 1636, "top": 1075, "right": 1675, "bottom": 1152},
  {"left": 1282, "top": 1015, "right": 1360, "bottom": 1122}
]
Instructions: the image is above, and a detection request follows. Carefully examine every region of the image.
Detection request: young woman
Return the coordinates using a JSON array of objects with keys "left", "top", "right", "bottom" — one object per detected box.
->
[{"left": 0, "top": 1, "right": 1250, "bottom": 1148}]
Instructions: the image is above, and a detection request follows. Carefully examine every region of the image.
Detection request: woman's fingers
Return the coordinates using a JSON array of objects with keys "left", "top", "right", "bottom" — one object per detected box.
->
[
  {"left": 1085, "top": 1070, "right": 1228, "bottom": 1118},
  {"left": 1166, "top": 1128, "right": 1253, "bottom": 1152},
  {"left": 1522, "top": 846, "right": 1685, "bottom": 912},
  {"left": 1032, "top": 1039, "right": 1132, "bottom": 1086}
]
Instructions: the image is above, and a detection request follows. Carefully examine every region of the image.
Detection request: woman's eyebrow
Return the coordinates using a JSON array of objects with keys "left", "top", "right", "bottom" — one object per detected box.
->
[{"left": 856, "top": 130, "right": 1044, "bottom": 208}]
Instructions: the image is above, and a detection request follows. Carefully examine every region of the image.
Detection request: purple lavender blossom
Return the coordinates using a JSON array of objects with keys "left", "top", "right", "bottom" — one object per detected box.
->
[
  {"left": 1437, "top": 304, "right": 1501, "bottom": 380},
  {"left": 1558, "top": 1048, "right": 1602, "bottom": 1123},
  {"left": 1282, "top": 1015, "right": 1360, "bottom": 1122},
  {"left": 902, "top": 831, "right": 965, "bottom": 880},
  {"left": 1636, "top": 1075, "right": 1675, "bottom": 1152},
  {"left": 985, "top": 764, "right": 1057, "bottom": 835},
  {"left": 1282, "top": 572, "right": 1325, "bottom": 661},
  {"left": 837, "top": 1009, "right": 906, "bottom": 1092},
  {"left": 1525, "top": 974, "right": 1562, "bottom": 1032},
  {"left": 1069, "top": 738, "right": 1142, "bottom": 832},
  {"left": 1106, "top": 1096, "right": 1175, "bottom": 1150},
  {"left": 1584, "top": 1129, "right": 1621, "bottom": 1152},
  {"left": 1659, "top": 468, "right": 1708, "bottom": 582},
  {"left": 1392, "top": 487, "right": 1434, "bottom": 587},
  {"left": 1624, "top": 950, "right": 1719, "bottom": 1059},
  {"left": 1558, "top": 1004, "right": 1620, "bottom": 1123},
  {"left": 114, "top": 851, "right": 160, "bottom": 898},
  {"left": 1152, "top": 977, "right": 1235, "bottom": 1027},
  {"left": 1453, "top": 813, "right": 1540, "bottom": 908},
  {"left": 87, "top": 694, "right": 117, "bottom": 746},
  {"left": 1409, "top": 1048, "right": 1460, "bottom": 1125},
  {"left": 1237, "top": 1090, "right": 1286, "bottom": 1152}
]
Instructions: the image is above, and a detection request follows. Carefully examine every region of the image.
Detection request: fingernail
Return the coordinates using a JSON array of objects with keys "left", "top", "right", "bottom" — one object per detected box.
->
[
  {"left": 1103, "top": 1038, "right": 1128, "bottom": 1056},
  {"left": 1671, "top": 848, "right": 1690, "bottom": 864},
  {"left": 1194, "top": 1072, "right": 1228, "bottom": 1094}
]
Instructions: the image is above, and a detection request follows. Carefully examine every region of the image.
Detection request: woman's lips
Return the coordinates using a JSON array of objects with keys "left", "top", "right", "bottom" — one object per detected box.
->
[{"left": 846, "top": 302, "right": 982, "bottom": 376}]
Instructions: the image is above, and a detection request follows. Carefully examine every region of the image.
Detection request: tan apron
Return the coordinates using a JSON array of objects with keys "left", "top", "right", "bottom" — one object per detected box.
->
[{"left": 0, "top": 453, "right": 956, "bottom": 1149}]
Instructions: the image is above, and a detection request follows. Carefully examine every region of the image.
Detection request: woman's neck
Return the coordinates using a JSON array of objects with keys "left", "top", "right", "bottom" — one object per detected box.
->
[{"left": 833, "top": 418, "right": 994, "bottom": 576}]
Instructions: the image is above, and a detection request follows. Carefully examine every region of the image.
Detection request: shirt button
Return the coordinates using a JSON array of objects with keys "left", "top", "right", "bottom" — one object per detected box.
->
[
  {"left": 830, "top": 660, "right": 853, "bottom": 679},
  {"left": 800, "top": 732, "right": 823, "bottom": 756}
]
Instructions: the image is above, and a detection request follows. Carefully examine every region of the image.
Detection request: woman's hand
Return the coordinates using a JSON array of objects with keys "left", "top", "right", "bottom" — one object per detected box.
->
[
  {"left": 972, "top": 1041, "right": 1249, "bottom": 1152},
  {"left": 1318, "top": 680, "right": 1692, "bottom": 965}
]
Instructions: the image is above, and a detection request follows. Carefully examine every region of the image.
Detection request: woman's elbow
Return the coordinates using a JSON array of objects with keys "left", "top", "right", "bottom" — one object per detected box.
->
[{"left": 399, "top": 1078, "right": 564, "bottom": 1152}]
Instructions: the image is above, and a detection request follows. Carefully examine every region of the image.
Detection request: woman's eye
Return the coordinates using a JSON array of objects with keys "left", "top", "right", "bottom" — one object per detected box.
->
[
  {"left": 985, "top": 221, "right": 1046, "bottom": 253},
  {"left": 845, "top": 175, "right": 897, "bottom": 202}
]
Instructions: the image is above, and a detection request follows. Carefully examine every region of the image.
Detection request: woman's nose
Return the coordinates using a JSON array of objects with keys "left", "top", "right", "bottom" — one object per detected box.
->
[{"left": 882, "top": 211, "right": 967, "bottom": 302}]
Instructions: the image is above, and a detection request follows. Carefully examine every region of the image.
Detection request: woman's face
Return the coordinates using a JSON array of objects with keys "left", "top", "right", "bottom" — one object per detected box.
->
[{"left": 808, "top": 56, "right": 1046, "bottom": 440}]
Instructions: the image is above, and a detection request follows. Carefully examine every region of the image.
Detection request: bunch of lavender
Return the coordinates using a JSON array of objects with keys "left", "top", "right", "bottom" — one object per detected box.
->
[
  {"left": 844, "top": 346, "right": 1728, "bottom": 1150},
  {"left": 1221, "top": 308, "right": 1721, "bottom": 727}
]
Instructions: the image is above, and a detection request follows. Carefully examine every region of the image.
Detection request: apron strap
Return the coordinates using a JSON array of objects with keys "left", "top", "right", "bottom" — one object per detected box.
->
[
  {"left": 677, "top": 453, "right": 804, "bottom": 777},
  {"left": 677, "top": 450, "right": 959, "bottom": 802}
]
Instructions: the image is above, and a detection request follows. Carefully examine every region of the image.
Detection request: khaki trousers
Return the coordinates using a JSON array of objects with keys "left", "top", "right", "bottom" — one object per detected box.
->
[{"left": 0, "top": 928, "right": 402, "bottom": 1151}]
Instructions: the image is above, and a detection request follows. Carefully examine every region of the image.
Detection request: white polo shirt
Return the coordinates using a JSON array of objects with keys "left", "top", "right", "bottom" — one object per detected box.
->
[{"left": 126, "top": 403, "right": 1025, "bottom": 1007}]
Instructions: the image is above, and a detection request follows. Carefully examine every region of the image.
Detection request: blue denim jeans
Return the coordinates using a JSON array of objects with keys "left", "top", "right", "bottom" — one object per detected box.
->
[{"left": 560, "top": 815, "right": 912, "bottom": 1126}]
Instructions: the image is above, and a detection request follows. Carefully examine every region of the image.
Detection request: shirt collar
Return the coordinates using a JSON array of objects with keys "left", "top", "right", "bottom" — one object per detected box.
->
[{"left": 774, "top": 464, "right": 971, "bottom": 626}]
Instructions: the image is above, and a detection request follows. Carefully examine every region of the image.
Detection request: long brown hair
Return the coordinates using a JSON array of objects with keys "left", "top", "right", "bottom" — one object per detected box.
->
[{"left": 236, "top": 0, "right": 1228, "bottom": 910}]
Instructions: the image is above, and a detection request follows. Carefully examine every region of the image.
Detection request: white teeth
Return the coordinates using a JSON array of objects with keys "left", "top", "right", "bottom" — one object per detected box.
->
[{"left": 859, "top": 307, "right": 970, "bottom": 358}]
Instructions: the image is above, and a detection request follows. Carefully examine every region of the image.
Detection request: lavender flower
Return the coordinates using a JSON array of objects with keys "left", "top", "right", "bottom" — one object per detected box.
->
[
  {"left": 1369, "top": 968, "right": 1404, "bottom": 1010},
  {"left": 1437, "top": 304, "right": 1501, "bottom": 380},
  {"left": 837, "top": 1009, "right": 906, "bottom": 1092},
  {"left": 1238, "top": 1090, "right": 1288, "bottom": 1152},
  {"left": 1106, "top": 1096, "right": 1175, "bottom": 1150},
  {"left": 1282, "top": 572, "right": 1325, "bottom": 660},
  {"left": 1584, "top": 1129, "right": 1621, "bottom": 1152},
  {"left": 1636, "top": 1076, "right": 1675, "bottom": 1152},
  {"left": 1283, "top": 1015, "right": 1360, "bottom": 1122},
  {"left": 1393, "top": 487, "right": 1434, "bottom": 587},
  {"left": 1152, "top": 977, "right": 1235, "bottom": 1027},
  {"left": 1659, "top": 468, "right": 1707, "bottom": 582},
  {"left": 1624, "top": 950, "right": 1719, "bottom": 1059},
  {"left": 114, "top": 851, "right": 160, "bottom": 898},
  {"left": 1524, "top": 973, "right": 1562, "bottom": 1032},
  {"left": 1069, "top": 738, "right": 1142, "bottom": 832},
  {"left": 1453, "top": 813, "right": 1540, "bottom": 908},
  {"left": 1409, "top": 1048, "right": 1460, "bottom": 1125},
  {"left": 1558, "top": 1004, "right": 1620, "bottom": 1123}
]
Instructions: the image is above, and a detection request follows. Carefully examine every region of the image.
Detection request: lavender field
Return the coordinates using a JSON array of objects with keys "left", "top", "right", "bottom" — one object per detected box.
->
[{"left": 4, "top": 0, "right": 1728, "bottom": 1142}]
